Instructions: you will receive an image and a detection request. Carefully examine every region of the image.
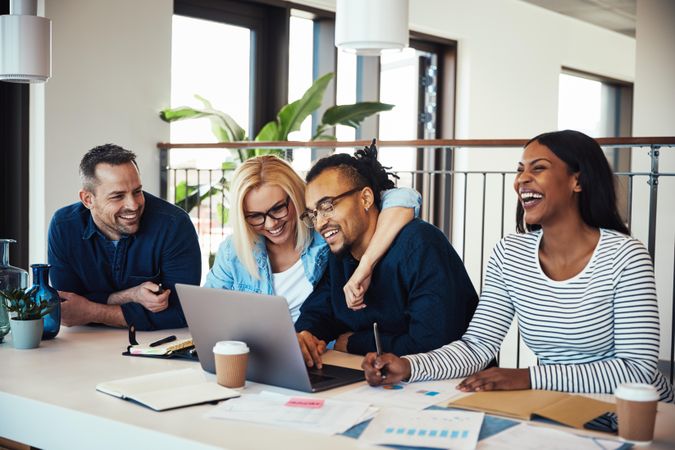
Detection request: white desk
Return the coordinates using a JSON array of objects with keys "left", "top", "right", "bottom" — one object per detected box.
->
[{"left": 1, "top": 326, "right": 674, "bottom": 449}]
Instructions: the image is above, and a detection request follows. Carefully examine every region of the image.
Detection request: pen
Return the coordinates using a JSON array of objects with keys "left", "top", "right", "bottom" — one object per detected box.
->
[
  {"left": 154, "top": 283, "right": 165, "bottom": 294},
  {"left": 373, "top": 322, "right": 387, "bottom": 377},
  {"left": 149, "top": 335, "right": 176, "bottom": 347}
]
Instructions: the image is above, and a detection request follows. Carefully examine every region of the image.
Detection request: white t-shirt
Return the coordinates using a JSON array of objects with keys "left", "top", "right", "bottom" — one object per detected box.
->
[{"left": 272, "top": 258, "right": 313, "bottom": 323}]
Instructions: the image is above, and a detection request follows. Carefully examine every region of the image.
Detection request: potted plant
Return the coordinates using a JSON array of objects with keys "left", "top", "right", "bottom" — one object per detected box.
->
[
  {"left": 1, "top": 287, "right": 53, "bottom": 349},
  {"left": 160, "top": 72, "right": 394, "bottom": 214}
]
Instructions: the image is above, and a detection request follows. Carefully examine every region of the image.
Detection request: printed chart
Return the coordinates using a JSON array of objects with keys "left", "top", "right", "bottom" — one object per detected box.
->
[
  {"left": 359, "top": 407, "right": 484, "bottom": 450},
  {"left": 335, "top": 379, "right": 462, "bottom": 410}
]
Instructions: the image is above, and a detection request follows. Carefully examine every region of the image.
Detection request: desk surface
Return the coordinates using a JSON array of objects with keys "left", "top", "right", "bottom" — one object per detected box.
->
[{"left": 1, "top": 326, "right": 674, "bottom": 450}]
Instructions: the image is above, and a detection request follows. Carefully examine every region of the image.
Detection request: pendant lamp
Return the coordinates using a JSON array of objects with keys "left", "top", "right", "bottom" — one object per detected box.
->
[
  {"left": 0, "top": 0, "right": 52, "bottom": 83},
  {"left": 335, "top": 0, "right": 409, "bottom": 55}
]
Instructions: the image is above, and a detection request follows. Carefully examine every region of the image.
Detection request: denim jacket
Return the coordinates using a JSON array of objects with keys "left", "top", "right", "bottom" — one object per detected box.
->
[{"left": 203, "top": 187, "right": 421, "bottom": 294}]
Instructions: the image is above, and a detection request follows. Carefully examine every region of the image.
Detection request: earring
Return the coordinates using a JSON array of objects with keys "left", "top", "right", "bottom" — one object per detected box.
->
[{"left": 365, "top": 207, "right": 369, "bottom": 212}]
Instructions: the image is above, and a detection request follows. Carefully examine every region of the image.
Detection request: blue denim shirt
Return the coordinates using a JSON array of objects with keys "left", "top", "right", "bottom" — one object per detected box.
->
[
  {"left": 48, "top": 192, "right": 201, "bottom": 330},
  {"left": 204, "top": 187, "right": 421, "bottom": 294}
]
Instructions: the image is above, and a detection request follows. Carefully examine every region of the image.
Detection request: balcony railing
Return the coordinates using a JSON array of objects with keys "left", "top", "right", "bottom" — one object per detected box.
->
[{"left": 158, "top": 138, "right": 675, "bottom": 382}]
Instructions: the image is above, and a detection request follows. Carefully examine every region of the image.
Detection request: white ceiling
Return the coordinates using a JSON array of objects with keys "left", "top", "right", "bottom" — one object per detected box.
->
[{"left": 521, "top": 0, "right": 636, "bottom": 37}]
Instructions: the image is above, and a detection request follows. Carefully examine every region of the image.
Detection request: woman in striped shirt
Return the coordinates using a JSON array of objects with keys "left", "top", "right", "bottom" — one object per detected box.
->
[{"left": 362, "top": 130, "right": 674, "bottom": 402}]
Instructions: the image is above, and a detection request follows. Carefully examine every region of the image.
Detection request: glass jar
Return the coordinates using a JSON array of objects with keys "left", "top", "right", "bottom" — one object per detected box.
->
[
  {"left": 30, "top": 264, "right": 61, "bottom": 340},
  {"left": 0, "top": 239, "right": 29, "bottom": 342}
]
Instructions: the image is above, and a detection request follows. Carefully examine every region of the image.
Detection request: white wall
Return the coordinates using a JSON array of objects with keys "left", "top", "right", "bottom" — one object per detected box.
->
[
  {"left": 31, "top": 0, "right": 172, "bottom": 261},
  {"left": 632, "top": 0, "right": 675, "bottom": 362}
]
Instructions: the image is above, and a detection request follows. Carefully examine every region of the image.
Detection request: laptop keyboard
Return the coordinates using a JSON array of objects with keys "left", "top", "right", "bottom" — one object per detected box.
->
[{"left": 307, "top": 370, "right": 336, "bottom": 384}]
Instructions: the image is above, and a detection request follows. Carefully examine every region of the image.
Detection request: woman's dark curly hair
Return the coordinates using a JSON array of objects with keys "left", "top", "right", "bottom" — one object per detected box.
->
[{"left": 306, "top": 139, "right": 398, "bottom": 207}]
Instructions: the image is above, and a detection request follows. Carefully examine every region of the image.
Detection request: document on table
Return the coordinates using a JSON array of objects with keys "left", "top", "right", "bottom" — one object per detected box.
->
[
  {"left": 359, "top": 407, "right": 483, "bottom": 450},
  {"left": 206, "top": 391, "right": 376, "bottom": 435},
  {"left": 477, "top": 423, "right": 625, "bottom": 450},
  {"left": 335, "top": 379, "right": 463, "bottom": 410}
]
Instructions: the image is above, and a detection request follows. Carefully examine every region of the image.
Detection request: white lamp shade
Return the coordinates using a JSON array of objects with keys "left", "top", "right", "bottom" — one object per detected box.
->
[
  {"left": 335, "top": 0, "right": 409, "bottom": 55},
  {"left": 0, "top": 13, "right": 51, "bottom": 83}
]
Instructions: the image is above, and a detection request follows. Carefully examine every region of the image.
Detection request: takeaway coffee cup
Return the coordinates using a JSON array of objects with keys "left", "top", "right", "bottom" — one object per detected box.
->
[
  {"left": 615, "top": 383, "right": 659, "bottom": 445},
  {"left": 213, "top": 341, "right": 249, "bottom": 389}
]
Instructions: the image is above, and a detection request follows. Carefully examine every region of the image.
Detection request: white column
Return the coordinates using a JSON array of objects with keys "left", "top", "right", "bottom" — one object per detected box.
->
[{"left": 632, "top": 0, "right": 675, "bottom": 362}]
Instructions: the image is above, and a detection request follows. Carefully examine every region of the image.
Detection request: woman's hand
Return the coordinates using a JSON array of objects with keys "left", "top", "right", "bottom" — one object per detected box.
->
[
  {"left": 457, "top": 368, "right": 531, "bottom": 392},
  {"left": 344, "top": 262, "right": 373, "bottom": 310},
  {"left": 361, "top": 352, "right": 411, "bottom": 386}
]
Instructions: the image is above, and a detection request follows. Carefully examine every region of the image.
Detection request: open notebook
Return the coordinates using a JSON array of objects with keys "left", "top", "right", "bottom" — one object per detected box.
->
[{"left": 96, "top": 368, "right": 240, "bottom": 411}]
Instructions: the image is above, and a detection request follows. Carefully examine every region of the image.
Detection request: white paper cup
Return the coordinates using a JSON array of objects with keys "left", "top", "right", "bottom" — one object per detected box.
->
[
  {"left": 615, "top": 383, "right": 659, "bottom": 445},
  {"left": 213, "top": 341, "right": 249, "bottom": 389}
]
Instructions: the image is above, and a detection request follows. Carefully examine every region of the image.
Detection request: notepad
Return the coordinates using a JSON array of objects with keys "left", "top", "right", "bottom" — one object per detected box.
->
[
  {"left": 96, "top": 368, "right": 240, "bottom": 411},
  {"left": 128, "top": 338, "right": 194, "bottom": 356},
  {"left": 448, "top": 390, "right": 615, "bottom": 431}
]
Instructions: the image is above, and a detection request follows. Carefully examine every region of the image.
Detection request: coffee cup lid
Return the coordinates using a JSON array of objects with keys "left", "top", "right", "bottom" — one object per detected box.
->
[
  {"left": 615, "top": 383, "right": 659, "bottom": 402},
  {"left": 213, "top": 340, "right": 249, "bottom": 355}
]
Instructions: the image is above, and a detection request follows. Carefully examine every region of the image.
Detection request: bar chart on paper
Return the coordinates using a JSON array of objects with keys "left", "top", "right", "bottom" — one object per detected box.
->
[{"left": 359, "top": 407, "right": 484, "bottom": 450}]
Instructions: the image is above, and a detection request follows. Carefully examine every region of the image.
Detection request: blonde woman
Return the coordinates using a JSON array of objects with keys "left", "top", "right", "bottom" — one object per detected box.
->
[{"left": 204, "top": 154, "right": 420, "bottom": 322}]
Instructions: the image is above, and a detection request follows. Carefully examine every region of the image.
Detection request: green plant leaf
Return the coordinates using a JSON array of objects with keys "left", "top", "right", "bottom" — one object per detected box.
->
[
  {"left": 159, "top": 98, "right": 246, "bottom": 142},
  {"left": 313, "top": 134, "right": 338, "bottom": 141},
  {"left": 216, "top": 203, "right": 229, "bottom": 225},
  {"left": 255, "top": 121, "right": 280, "bottom": 142},
  {"left": 268, "top": 72, "right": 334, "bottom": 141},
  {"left": 174, "top": 180, "right": 224, "bottom": 213},
  {"left": 319, "top": 102, "right": 395, "bottom": 129},
  {"left": 194, "top": 95, "right": 246, "bottom": 142}
]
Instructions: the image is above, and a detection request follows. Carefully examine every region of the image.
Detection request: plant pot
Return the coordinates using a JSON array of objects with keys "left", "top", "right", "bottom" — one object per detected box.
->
[{"left": 9, "top": 318, "right": 43, "bottom": 349}]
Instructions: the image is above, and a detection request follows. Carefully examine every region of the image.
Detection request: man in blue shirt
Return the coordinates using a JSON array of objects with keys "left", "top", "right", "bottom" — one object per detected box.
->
[
  {"left": 295, "top": 145, "right": 478, "bottom": 368},
  {"left": 48, "top": 144, "right": 201, "bottom": 330}
]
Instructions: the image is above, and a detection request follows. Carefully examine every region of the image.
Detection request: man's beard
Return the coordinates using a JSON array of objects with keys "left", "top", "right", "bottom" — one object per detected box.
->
[{"left": 332, "top": 242, "right": 352, "bottom": 260}]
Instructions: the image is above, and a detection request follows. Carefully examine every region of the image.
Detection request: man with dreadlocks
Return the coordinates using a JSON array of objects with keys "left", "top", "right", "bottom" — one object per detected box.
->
[{"left": 295, "top": 142, "right": 478, "bottom": 369}]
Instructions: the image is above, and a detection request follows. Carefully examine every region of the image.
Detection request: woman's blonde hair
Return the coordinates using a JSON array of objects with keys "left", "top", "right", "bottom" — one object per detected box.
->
[{"left": 229, "top": 155, "right": 310, "bottom": 279}]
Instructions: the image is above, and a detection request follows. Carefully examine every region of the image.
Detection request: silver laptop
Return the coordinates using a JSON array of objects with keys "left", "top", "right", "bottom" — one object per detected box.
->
[{"left": 176, "top": 284, "right": 364, "bottom": 393}]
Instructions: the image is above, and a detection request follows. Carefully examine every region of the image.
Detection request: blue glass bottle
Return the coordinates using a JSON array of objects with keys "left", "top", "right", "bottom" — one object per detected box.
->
[
  {"left": 0, "top": 239, "right": 28, "bottom": 343},
  {"left": 31, "top": 264, "right": 61, "bottom": 340}
]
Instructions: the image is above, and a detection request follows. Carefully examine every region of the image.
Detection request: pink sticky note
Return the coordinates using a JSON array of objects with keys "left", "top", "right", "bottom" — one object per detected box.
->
[{"left": 285, "top": 397, "right": 325, "bottom": 409}]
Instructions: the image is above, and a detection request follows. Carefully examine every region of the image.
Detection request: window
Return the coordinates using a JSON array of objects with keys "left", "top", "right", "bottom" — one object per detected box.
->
[{"left": 558, "top": 69, "right": 633, "bottom": 222}]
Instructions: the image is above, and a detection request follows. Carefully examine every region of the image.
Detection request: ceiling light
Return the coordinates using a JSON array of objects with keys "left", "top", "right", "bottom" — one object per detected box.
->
[
  {"left": 0, "top": 0, "right": 52, "bottom": 83},
  {"left": 335, "top": 0, "right": 409, "bottom": 56}
]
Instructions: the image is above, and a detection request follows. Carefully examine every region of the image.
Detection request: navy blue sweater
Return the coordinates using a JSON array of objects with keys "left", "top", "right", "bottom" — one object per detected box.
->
[
  {"left": 48, "top": 192, "right": 201, "bottom": 330},
  {"left": 295, "top": 219, "right": 478, "bottom": 356}
]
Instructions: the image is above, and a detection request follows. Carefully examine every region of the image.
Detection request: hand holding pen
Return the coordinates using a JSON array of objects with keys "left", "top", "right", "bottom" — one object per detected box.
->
[{"left": 361, "top": 323, "right": 412, "bottom": 386}]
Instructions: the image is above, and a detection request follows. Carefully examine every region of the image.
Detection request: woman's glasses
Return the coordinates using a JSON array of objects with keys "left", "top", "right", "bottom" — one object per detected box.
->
[{"left": 244, "top": 196, "right": 291, "bottom": 226}]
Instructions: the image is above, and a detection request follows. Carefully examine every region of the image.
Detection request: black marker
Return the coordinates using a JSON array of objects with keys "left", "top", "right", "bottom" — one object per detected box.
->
[
  {"left": 373, "top": 322, "right": 387, "bottom": 377},
  {"left": 149, "top": 335, "right": 176, "bottom": 347}
]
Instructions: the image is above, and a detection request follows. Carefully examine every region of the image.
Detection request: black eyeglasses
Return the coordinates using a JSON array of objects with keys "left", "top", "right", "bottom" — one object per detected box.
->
[
  {"left": 244, "top": 196, "right": 291, "bottom": 226},
  {"left": 300, "top": 187, "right": 362, "bottom": 228}
]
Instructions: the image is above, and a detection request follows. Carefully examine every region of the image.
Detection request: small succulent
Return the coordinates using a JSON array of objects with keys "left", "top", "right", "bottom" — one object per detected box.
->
[{"left": 1, "top": 287, "right": 53, "bottom": 321}]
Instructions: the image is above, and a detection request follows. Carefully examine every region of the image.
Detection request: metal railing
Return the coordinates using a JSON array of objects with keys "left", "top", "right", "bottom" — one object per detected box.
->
[{"left": 158, "top": 138, "right": 675, "bottom": 382}]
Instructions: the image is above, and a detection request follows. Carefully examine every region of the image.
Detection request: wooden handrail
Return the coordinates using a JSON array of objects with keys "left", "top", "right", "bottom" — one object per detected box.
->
[{"left": 158, "top": 137, "right": 675, "bottom": 150}]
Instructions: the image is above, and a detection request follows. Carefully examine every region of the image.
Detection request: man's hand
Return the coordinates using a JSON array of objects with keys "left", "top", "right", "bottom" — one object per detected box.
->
[
  {"left": 296, "top": 330, "right": 327, "bottom": 369},
  {"left": 133, "top": 282, "right": 170, "bottom": 312},
  {"left": 344, "top": 262, "right": 373, "bottom": 310},
  {"left": 59, "top": 291, "right": 96, "bottom": 327},
  {"left": 334, "top": 331, "right": 353, "bottom": 352},
  {"left": 457, "top": 368, "right": 531, "bottom": 392},
  {"left": 362, "top": 352, "right": 411, "bottom": 386}
]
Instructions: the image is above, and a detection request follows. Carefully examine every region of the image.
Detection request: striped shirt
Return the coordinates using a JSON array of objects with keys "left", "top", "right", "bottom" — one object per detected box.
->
[{"left": 404, "top": 228, "right": 674, "bottom": 402}]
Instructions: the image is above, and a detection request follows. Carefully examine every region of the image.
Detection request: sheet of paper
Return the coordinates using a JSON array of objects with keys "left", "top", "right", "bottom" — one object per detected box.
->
[
  {"left": 359, "top": 407, "right": 484, "bottom": 450},
  {"left": 477, "top": 423, "right": 624, "bottom": 450},
  {"left": 335, "top": 379, "right": 462, "bottom": 410},
  {"left": 206, "top": 391, "right": 373, "bottom": 435}
]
